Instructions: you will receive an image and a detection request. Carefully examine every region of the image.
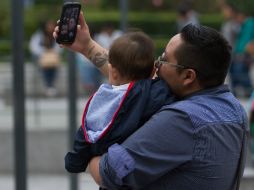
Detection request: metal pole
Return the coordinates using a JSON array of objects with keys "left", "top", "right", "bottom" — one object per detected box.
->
[
  {"left": 32, "top": 63, "right": 41, "bottom": 127},
  {"left": 67, "top": 51, "right": 78, "bottom": 190},
  {"left": 11, "top": 0, "right": 27, "bottom": 190},
  {"left": 119, "top": 0, "right": 128, "bottom": 32},
  {"left": 62, "top": 0, "right": 79, "bottom": 188},
  {"left": 63, "top": 0, "right": 78, "bottom": 188}
]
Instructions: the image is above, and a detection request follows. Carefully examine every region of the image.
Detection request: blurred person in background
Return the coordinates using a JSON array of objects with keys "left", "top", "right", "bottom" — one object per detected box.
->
[
  {"left": 250, "top": 99, "right": 254, "bottom": 166},
  {"left": 76, "top": 53, "right": 104, "bottom": 95},
  {"left": 227, "top": 0, "right": 254, "bottom": 98},
  {"left": 75, "top": 23, "right": 122, "bottom": 96},
  {"left": 219, "top": 0, "right": 241, "bottom": 88},
  {"left": 176, "top": 0, "right": 199, "bottom": 32},
  {"left": 94, "top": 23, "right": 123, "bottom": 49},
  {"left": 29, "top": 19, "right": 62, "bottom": 97},
  {"left": 219, "top": 1, "right": 240, "bottom": 47}
]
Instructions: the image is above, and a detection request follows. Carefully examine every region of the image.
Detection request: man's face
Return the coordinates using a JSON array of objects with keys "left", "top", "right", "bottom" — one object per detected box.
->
[{"left": 157, "top": 34, "right": 186, "bottom": 96}]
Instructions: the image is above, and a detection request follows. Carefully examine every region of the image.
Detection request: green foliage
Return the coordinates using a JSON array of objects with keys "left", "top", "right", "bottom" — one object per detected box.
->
[
  {"left": 0, "top": 40, "right": 11, "bottom": 56},
  {"left": 127, "top": 0, "right": 172, "bottom": 11},
  {"left": 100, "top": 0, "right": 174, "bottom": 10},
  {"left": 34, "top": 0, "right": 62, "bottom": 5},
  {"left": 0, "top": 0, "right": 10, "bottom": 40},
  {"left": 226, "top": 0, "right": 254, "bottom": 16},
  {"left": 189, "top": 0, "right": 221, "bottom": 13},
  {"left": 100, "top": 0, "right": 119, "bottom": 9},
  {"left": 24, "top": 4, "right": 62, "bottom": 39},
  {"left": 100, "top": 0, "right": 220, "bottom": 12},
  {"left": 0, "top": 2, "right": 225, "bottom": 61}
]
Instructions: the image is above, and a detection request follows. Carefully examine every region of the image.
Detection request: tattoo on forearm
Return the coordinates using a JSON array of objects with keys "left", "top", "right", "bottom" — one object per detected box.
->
[
  {"left": 89, "top": 50, "right": 109, "bottom": 68},
  {"left": 88, "top": 45, "right": 95, "bottom": 57}
]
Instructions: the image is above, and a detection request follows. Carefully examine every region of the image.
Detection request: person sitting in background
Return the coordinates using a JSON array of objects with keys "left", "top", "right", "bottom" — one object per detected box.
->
[
  {"left": 29, "top": 19, "right": 62, "bottom": 97},
  {"left": 64, "top": 31, "right": 173, "bottom": 173},
  {"left": 94, "top": 23, "right": 123, "bottom": 49}
]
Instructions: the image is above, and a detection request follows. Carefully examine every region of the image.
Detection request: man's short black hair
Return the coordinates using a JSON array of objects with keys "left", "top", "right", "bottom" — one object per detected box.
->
[{"left": 175, "top": 24, "right": 232, "bottom": 88}]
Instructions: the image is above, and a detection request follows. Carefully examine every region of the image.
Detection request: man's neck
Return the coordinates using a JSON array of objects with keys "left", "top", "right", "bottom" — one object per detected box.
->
[{"left": 178, "top": 83, "right": 203, "bottom": 98}]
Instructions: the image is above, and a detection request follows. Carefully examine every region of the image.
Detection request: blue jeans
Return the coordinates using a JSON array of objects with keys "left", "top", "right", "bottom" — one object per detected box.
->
[
  {"left": 42, "top": 67, "right": 57, "bottom": 88},
  {"left": 229, "top": 55, "right": 253, "bottom": 96}
]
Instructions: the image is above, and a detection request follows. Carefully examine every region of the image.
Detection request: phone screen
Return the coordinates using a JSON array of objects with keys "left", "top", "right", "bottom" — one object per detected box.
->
[{"left": 57, "top": 2, "right": 81, "bottom": 44}]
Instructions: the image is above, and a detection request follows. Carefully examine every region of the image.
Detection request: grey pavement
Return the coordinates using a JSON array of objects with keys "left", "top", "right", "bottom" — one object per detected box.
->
[
  {"left": 0, "top": 97, "right": 87, "bottom": 130},
  {"left": 0, "top": 173, "right": 99, "bottom": 190},
  {"left": 0, "top": 168, "right": 253, "bottom": 190}
]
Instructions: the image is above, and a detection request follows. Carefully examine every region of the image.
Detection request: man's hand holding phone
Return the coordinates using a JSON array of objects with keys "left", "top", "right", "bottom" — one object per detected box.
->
[
  {"left": 53, "top": 1, "right": 109, "bottom": 75},
  {"left": 56, "top": 2, "right": 81, "bottom": 44},
  {"left": 54, "top": 7, "right": 93, "bottom": 55}
]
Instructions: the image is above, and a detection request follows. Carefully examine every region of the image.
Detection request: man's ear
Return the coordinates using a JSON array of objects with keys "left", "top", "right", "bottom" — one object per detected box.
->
[
  {"left": 150, "top": 66, "right": 157, "bottom": 79},
  {"left": 182, "top": 69, "right": 197, "bottom": 86}
]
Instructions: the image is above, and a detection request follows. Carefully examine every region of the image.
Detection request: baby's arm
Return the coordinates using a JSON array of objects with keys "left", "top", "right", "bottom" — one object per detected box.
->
[{"left": 64, "top": 126, "right": 92, "bottom": 173}]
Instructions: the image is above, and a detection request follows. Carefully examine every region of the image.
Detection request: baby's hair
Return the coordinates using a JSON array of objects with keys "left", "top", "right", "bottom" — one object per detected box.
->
[{"left": 109, "top": 31, "right": 155, "bottom": 81}]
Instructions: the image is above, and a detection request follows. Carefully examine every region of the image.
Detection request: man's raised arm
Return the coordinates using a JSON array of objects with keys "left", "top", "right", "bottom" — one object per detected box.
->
[{"left": 53, "top": 11, "right": 109, "bottom": 77}]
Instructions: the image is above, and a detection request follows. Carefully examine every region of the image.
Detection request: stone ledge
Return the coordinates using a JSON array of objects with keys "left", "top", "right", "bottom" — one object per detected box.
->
[
  {"left": 0, "top": 129, "right": 68, "bottom": 173},
  {"left": 1, "top": 128, "right": 254, "bottom": 177},
  {"left": 243, "top": 167, "right": 254, "bottom": 178}
]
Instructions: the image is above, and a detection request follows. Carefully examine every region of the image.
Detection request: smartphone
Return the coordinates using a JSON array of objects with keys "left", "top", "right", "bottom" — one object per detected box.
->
[{"left": 56, "top": 2, "right": 81, "bottom": 44}]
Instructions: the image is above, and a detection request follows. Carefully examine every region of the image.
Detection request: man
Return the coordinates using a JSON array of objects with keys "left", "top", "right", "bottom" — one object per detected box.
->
[{"left": 54, "top": 12, "right": 249, "bottom": 190}]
